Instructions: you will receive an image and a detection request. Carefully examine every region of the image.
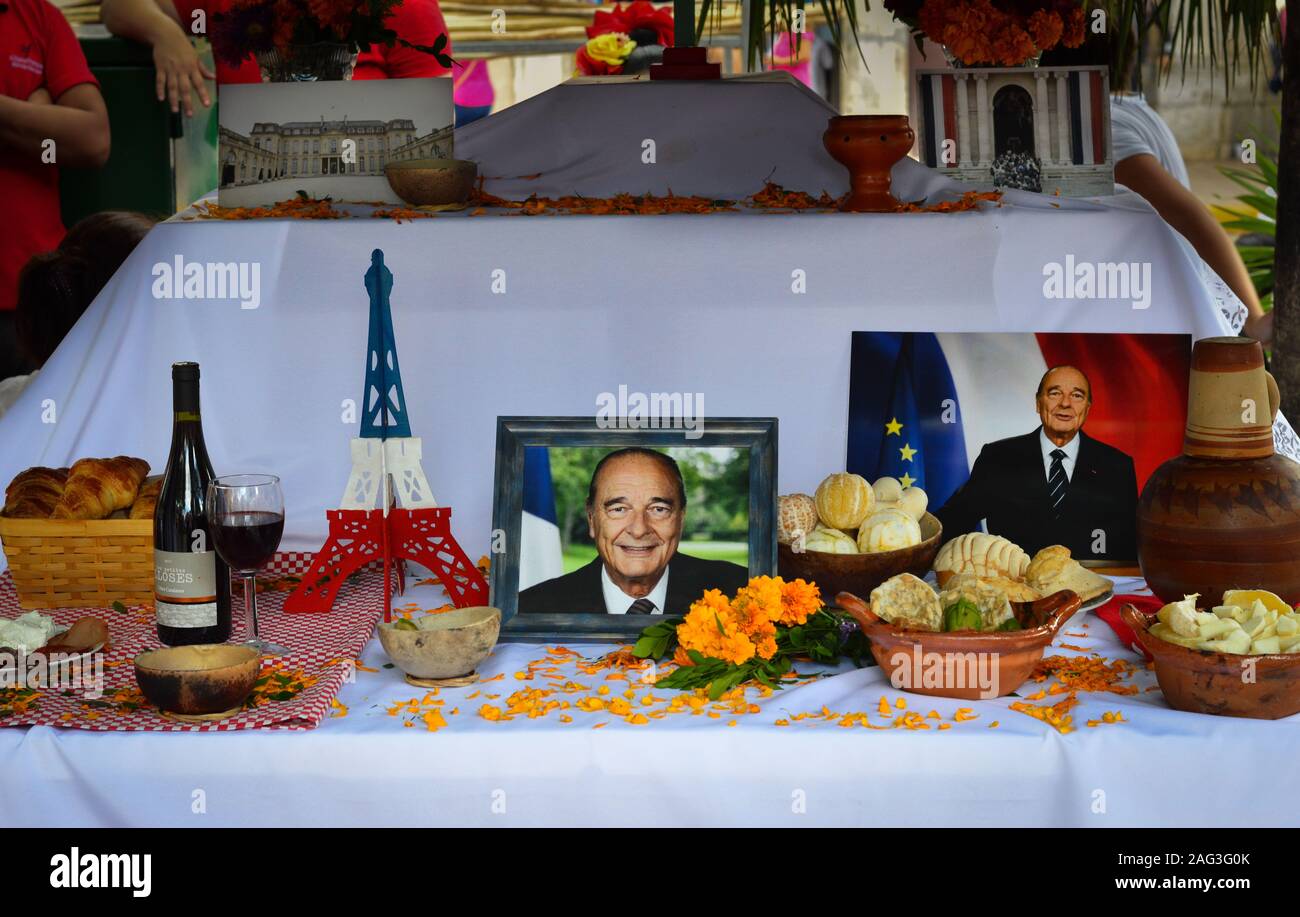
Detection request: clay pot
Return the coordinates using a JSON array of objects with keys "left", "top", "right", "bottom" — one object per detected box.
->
[
  {"left": 1122, "top": 604, "right": 1300, "bottom": 719},
  {"left": 837, "top": 589, "right": 1081, "bottom": 700},
  {"left": 822, "top": 115, "right": 914, "bottom": 212},
  {"left": 778, "top": 513, "right": 941, "bottom": 604},
  {"left": 1137, "top": 337, "right": 1300, "bottom": 606}
]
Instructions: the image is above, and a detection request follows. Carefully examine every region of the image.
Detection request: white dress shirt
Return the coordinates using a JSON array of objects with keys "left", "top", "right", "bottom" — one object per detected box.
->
[
  {"left": 601, "top": 564, "right": 669, "bottom": 615},
  {"left": 1040, "top": 428, "right": 1080, "bottom": 482}
]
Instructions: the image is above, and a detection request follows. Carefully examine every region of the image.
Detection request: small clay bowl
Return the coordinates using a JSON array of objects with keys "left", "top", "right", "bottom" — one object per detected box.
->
[
  {"left": 134, "top": 644, "right": 260, "bottom": 715},
  {"left": 1122, "top": 604, "right": 1300, "bottom": 719},
  {"left": 838, "top": 589, "right": 1081, "bottom": 700},
  {"left": 378, "top": 606, "right": 501, "bottom": 680},
  {"left": 778, "top": 513, "right": 942, "bottom": 603},
  {"left": 384, "top": 158, "right": 477, "bottom": 208}
]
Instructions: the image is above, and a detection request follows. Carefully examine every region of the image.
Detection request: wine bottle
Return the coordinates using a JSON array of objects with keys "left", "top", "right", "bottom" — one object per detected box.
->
[{"left": 154, "top": 362, "right": 232, "bottom": 645}]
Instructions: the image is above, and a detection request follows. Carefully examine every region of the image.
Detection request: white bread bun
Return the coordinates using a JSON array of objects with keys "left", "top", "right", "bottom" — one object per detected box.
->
[{"left": 934, "top": 533, "right": 1029, "bottom": 586}]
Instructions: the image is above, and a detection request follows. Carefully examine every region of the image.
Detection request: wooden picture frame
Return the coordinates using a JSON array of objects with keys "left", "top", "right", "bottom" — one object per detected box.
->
[{"left": 490, "top": 416, "right": 778, "bottom": 641}]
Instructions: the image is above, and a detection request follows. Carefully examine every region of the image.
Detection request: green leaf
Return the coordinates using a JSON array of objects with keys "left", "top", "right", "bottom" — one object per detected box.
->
[{"left": 111, "top": 601, "right": 128, "bottom": 615}]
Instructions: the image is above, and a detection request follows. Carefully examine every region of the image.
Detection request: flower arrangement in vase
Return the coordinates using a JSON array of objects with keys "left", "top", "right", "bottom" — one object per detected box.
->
[
  {"left": 211, "top": 0, "right": 452, "bottom": 82},
  {"left": 574, "top": 1, "right": 674, "bottom": 76},
  {"left": 885, "top": 0, "right": 1085, "bottom": 67}
]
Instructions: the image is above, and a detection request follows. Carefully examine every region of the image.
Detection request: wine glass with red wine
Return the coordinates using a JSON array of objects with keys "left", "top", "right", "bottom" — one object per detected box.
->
[{"left": 208, "top": 474, "right": 288, "bottom": 656}]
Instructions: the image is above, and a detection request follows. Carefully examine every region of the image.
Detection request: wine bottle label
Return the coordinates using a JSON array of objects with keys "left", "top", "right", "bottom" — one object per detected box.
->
[{"left": 154, "top": 548, "right": 219, "bottom": 628}]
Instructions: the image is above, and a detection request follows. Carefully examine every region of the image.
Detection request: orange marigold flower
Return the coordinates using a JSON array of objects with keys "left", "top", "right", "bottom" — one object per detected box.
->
[
  {"left": 1062, "top": 6, "right": 1085, "bottom": 47},
  {"left": 677, "top": 589, "right": 756, "bottom": 665},
  {"left": 777, "top": 577, "right": 822, "bottom": 625},
  {"left": 1027, "top": 9, "right": 1063, "bottom": 50}
]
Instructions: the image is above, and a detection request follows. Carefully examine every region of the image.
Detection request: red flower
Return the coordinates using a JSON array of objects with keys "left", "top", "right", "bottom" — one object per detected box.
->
[{"left": 587, "top": 1, "right": 674, "bottom": 47}]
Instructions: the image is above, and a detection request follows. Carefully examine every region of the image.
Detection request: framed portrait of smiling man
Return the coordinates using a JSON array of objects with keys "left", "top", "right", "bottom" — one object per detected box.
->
[{"left": 491, "top": 417, "right": 777, "bottom": 641}]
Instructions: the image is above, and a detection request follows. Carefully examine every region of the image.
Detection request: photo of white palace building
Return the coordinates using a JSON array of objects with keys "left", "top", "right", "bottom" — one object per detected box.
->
[{"left": 220, "top": 115, "right": 454, "bottom": 187}]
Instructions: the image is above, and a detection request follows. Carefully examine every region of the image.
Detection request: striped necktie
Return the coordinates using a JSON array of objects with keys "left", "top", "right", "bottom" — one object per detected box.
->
[
  {"left": 627, "top": 598, "right": 656, "bottom": 615},
  {"left": 1047, "top": 448, "right": 1068, "bottom": 516}
]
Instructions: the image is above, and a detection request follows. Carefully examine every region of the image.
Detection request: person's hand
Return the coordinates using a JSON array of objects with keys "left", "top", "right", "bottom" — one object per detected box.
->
[
  {"left": 151, "top": 26, "right": 213, "bottom": 117},
  {"left": 1245, "top": 310, "right": 1275, "bottom": 346},
  {"left": 27, "top": 86, "right": 53, "bottom": 105}
]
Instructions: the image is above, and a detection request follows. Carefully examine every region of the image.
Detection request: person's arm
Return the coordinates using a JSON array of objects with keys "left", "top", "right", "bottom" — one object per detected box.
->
[
  {"left": 101, "top": 0, "right": 213, "bottom": 116},
  {"left": 0, "top": 84, "right": 109, "bottom": 168},
  {"left": 380, "top": 0, "right": 453, "bottom": 78},
  {"left": 1115, "top": 153, "right": 1271, "bottom": 344}
]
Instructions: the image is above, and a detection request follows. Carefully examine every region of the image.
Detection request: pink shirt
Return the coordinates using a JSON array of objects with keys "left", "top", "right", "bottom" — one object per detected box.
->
[
  {"left": 770, "top": 32, "right": 813, "bottom": 87},
  {"left": 453, "top": 59, "right": 494, "bottom": 108}
]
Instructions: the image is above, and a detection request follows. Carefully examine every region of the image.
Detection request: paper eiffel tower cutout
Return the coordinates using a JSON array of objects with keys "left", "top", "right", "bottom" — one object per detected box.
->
[{"left": 284, "top": 250, "right": 488, "bottom": 618}]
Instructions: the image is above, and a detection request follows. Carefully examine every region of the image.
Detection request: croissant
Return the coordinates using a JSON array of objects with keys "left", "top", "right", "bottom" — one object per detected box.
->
[
  {"left": 2, "top": 467, "right": 70, "bottom": 518},
  {"left": 129, "top": 477, "right": 163, "bottom": 520},
  {"left": 50, "top": 456, "right": 150, "bottom": 520}
]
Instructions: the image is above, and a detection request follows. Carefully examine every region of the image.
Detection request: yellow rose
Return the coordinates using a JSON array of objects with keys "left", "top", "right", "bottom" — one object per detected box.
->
[{"left": 586, "top": 32, "right": 637, "bottom": 66}]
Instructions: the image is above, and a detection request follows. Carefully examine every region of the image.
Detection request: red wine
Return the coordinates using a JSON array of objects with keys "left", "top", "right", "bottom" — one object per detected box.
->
[
  {"left": 212, "top": 511, "right": 284, "bottom": 572},
  {"left": 154, "top": 362, "right": 232, "bottom": 646}
]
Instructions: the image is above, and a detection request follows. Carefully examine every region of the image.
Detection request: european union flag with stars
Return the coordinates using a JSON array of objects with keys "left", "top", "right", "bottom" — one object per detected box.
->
[{"left": 846, "top": 332, "right": 970, "bottom": 510}]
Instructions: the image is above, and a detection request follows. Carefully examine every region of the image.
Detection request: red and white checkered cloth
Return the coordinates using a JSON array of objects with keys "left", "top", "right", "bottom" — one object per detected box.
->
[{"left": 0, "top": 554, "right": 383, "bottom": 732}]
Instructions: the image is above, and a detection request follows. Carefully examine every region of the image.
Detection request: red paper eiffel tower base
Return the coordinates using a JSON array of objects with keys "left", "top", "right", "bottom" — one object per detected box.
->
[{"left": 284, "top": 507, "right": 488, "bottom": 620}]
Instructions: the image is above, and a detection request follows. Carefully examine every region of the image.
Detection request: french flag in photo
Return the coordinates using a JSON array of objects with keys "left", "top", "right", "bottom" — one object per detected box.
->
[
  {"left": 519, "top": 446, "right": 564, "bottom": 590},
  {"left": 847, "top": 332, "right": 1189, "bottom": 503}
]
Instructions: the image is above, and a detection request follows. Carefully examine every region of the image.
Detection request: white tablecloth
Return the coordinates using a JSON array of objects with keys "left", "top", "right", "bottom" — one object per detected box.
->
[
  {"left": 0, "top": 192, "right": 1252, "bottom": 559},
  {"left": 2, "top": 575, "right": 1298, "bottom": 827}
]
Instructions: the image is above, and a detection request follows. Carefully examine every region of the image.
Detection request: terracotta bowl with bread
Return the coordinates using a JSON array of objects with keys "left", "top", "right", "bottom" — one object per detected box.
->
[
  {"left": 778, "top": 513, "right": 943, "bottom": 603},
  {"left": 1122, "top": 603, "right": 1300, "bottom": 719},
  {"left": 837, "top": 588, "right": 1082, "bottom": 700}
]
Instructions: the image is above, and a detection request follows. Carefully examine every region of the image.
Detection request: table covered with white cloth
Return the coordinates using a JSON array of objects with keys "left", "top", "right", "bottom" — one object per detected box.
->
[
  {"left": 0, "top": 77, "right": 1295, "bottom": 827},
  {"left": 2, "top": 576, "right": 1298, "bottom": 827}
]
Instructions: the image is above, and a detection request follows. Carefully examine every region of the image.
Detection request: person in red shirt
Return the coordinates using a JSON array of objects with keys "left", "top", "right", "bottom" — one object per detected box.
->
[
  {"left": 102, "top": 0, "right": 453, "bottom": 118},
  {"left": 0, "top": 0, "right": 110, "bottom": 377}
]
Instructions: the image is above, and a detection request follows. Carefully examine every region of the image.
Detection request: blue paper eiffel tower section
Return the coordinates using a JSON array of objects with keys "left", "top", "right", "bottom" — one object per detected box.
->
[{"left": 360, "top": 249, "right": 411, "bottom": 439}]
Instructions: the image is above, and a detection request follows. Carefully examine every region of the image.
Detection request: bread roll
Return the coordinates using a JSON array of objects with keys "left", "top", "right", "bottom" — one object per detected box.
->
[
  {"left": 2, "top": 467, "right": 69, "bottom": 518},
  {"left": 933, "top": 533, "right": 1030, "bottom": 586},
  {"left": 870, "top": 573, "right": 942, "bottom": 632},
  {"left": 1026, "top": 545, "right": 1112, "bottom": 602},
  {"left": 50, "top": 456, "right": 150, "bottom": 520}
]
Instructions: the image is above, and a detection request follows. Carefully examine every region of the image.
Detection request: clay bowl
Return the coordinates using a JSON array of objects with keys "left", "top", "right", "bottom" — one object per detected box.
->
[
  {"left": 778, "top": 512, "right": 941, "bottom": 602},
  {"left": 384, "top": 158, "right": 477, "bottom": 208},
  {"left": 378, "top": 606, "right": 501, "bottom": 680},
  {"left": 134, "top": 644, "right": 260, "bottom": 716},
  {"left": 1122, "top": 604, "right": 1300, "bottom": 719},
  {"left": 837, "top": 589, "right": 1082, "bottom": 700}
]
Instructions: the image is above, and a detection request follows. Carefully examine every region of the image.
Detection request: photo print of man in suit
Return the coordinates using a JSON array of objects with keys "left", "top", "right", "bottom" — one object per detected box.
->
[
  {"left": 934, "top": 365, "right": 1138, "bottom": 560},
  {"left": 518, "top": 447, "right": 749, "bottom": 615}
]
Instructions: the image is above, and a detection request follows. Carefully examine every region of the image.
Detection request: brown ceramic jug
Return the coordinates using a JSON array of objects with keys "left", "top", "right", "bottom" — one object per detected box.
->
[
  {"left": 1137, "top": 336, "right": 1300, "bottom": 605},
  {"left": 822, "top": 115, "right": 914, "bottom": 212}
]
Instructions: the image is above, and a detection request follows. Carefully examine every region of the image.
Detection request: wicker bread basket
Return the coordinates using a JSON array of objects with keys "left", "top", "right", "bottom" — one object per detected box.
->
[{"left": 0, "top": 516, "right": 154, "bottom": 609}]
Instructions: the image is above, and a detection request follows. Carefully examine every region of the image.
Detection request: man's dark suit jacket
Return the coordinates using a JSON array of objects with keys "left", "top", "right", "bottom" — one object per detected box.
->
[
  {"left": 933, "top": 428, "right": 1138, "bottom": 560},
  {"left": 517, "top": 552, "right": 750, "bottom": 615}
]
